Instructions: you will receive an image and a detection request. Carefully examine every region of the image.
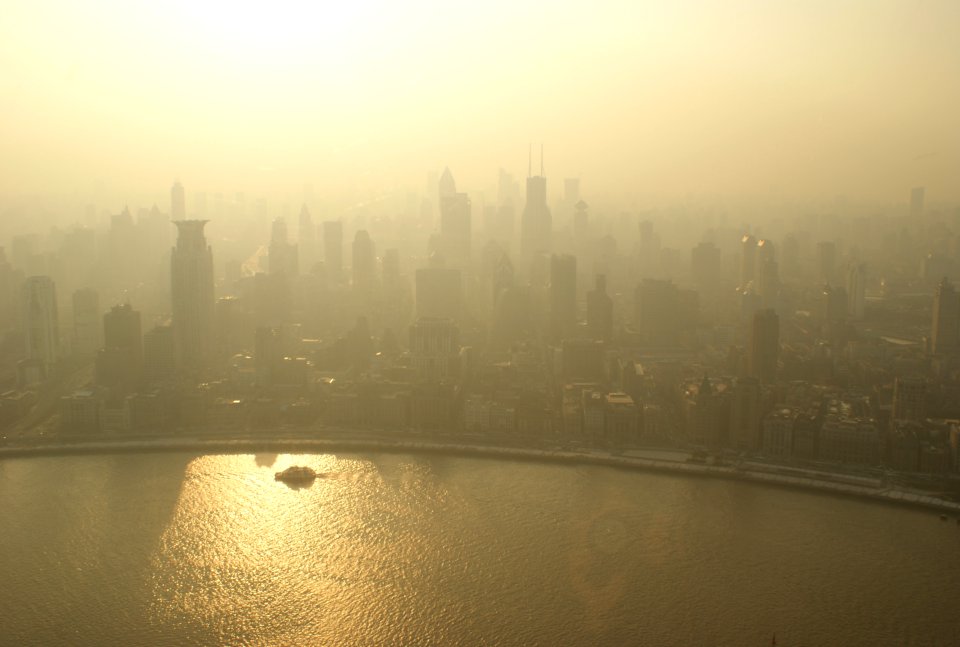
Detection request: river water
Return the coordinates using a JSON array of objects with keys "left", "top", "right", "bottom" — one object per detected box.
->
[{"left": 1, "top": 452, "right": 959, "bottom": 646}]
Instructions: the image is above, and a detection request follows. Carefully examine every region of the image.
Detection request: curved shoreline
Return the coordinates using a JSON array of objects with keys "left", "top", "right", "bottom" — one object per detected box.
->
[{"left": 3, "top": 435, "right": 960, "bottom": 514}]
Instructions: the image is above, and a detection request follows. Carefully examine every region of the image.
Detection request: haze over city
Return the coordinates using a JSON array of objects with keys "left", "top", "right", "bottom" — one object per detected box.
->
[{"left": 4, "top": 1, "right": 960, "bottom": 645}]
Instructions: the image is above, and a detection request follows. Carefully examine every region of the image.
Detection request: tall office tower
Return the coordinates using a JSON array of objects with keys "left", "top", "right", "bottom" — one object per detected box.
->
[
  {"left": 171, "top": 180, "right": 186, "bottom": 221},
  {"left": 739, "top": 234, "right": 757, "bottom": 288},
  {"left": 931, "top": 278, "right": 960, "bottom": 355},
  {"left": 416, "top": 267, "right": 462, "bottom": 321},
  {"left": 437, "top": 168, "right": 472, "bottom": 264},
  {"left": 910, "top": 186, "right": 925, "bottom": 216},
  {"left": 143, "top": 325, "right": 178, "bottom": 383},
  {"left": 171, "top": 220, "right": 214, "bottom": 371},
  {"left": 691, "top": 241, "right": 722, "bottom": 291},
  {"left": 323, "top": 220, "right": 343, "bottom": 283},
  {"left": 351, "top": 230, "right": 376, "bottom": 289},
  {"left": 520, "top": 148, "right": 552, "bottom": 259},
  {"left": 846, "top": 263, "right": 867, "bottom": 319},
  {"left": 781, "top": 234, "right": 800, "bottom": 278},
  {"left": 71, "top": 288, "right": 101, "bottom": 358},
  {"left": 549, "top": 254, "right": 577, "bottom": 343},
  {"left": 21, "top": 276, "right": 59, "bottom": 376},
  {"left": 820, "top": 285, "right": 847, "bottom": 322},
  {"left": 268, "top": 217, "right": 299, "bottom": 276},
  {"left": 748, "top": 308, "right": 780, "bottom": 383},
  {"left": 817, "top": 241, "right": 837, "bottom": 285},
  {"left": 586, "top": 274, "right": 613, "bottom": 342},
  {"left": 755, "top": 239, "right": 780, "bottom": 309},
  {"left": 409, "top": 317, "right": 460, "bottom": 382},
  {"left": 96, "top": 304, "right": 143, "bottom": 387},
  {"left": 892, "top": 376, "right": 926, "bottom": 422},
  {"left": 298, "top": 204, "right": 317, "bottom": 271}
]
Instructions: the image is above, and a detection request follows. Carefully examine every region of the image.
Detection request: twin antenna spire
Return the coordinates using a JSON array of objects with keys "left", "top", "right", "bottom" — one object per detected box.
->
[{"left": 528, "top": 143, "right": 544, "bottom": 178}]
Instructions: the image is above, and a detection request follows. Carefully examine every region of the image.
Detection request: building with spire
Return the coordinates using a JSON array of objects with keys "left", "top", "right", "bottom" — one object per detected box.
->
[
  {"left": 437, "top": 167, "right": 471, "bottom": 266},
  {"left": 520, "top": 145, "right": 552, "bottom": 260}
]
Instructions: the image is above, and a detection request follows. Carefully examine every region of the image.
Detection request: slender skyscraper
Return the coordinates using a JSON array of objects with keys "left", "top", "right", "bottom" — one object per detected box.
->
[
  {"left": 171, "top": 181, "right": 186, "bottom": 221},
  {"left": 171, "top": 220, "right": 214, "bottom": 371},
  {"left": 739, "top": 234, "right": 756, "bottom": 289},
  {"left": 22, "top": 276, "right": 59, "bottom": 376},
  {"left": 438, "top": 168, "right": 471, "bottom": 264},
  {"left": 931, "top": 278, "right": 960, "bottom": 355},
  {"left": 846, "top": 263, "right": 866, "bottom": 320},
  {"left": 520, "top": 146, "right": 552, "bottom": 260},
  {"left": 586, "top": 274, "right": 613, "bottom": 342},
  {"left": 71, "top": 288, "right": 101, "bottom": 358}
]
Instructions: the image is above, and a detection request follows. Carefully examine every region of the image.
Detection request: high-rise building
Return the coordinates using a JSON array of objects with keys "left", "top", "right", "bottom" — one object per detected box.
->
[
  {"left": 586, "top": 274, "right": 613, "bottom": 342},
  {"left": 71, "top": 288, "right": 101, "bottom": 358},
  {"left": 635, "top": 279, "right": 680, "bottom": 345},
  {"left": 409, "top": 318, "right": 460, "bottom": 382},
  {"left": 846, "top": 263, "right": 866, "bottom": 320},
  {"left": 739, "top": 234, "right": 756, "bottom": 289},
  {"left": 171, "top": 180, "right": 186, "bottom": 221},
  {"left": 96, "top": 304, "right": 142, "bottom": 388},
  {"left": 892, "top": 376, "right": 926, "bottom": 422},
  {"left": 931, "top": 277, "right": 960, "bottom": 355},
  {"left": 438, "top": 168, "right": 471, "bottom": 264},
  {"left": 748, "top": 308, "right": 779, "bottom": 383},
  {"left": 910, "top": 186, "right": 925, "bottom": 216},
  {"left": 520, "top": 148, "right": 552, "bottom": 259},
  {"left": 299, "top": 204, "right": 317, "bottom": 271},
  {"left": 729, "top": 376, "right": 762, "bottom": 450},
  {"left": 323, "top": 220, "right": 343, "bottom": 283},
  {"left": 415, "top": 267, "right": 462, "bottom": 321},
  {"left": 143, "top": 325, "right": 178, "bottom": 383},
  {"left": 817, "top": 241, "right": 837, "bottom": 285},
  {"left": 21, "top": 276, "right": 59, "bottom": 376},
  {"left": 549, "top": 254, "right": 577, "bottom": 343},
  {"left": 171, "top": 220, "right": 214, "bottom": 371},
  {"left": 268, "top": 217, "right": 299, "bottom": 276}
]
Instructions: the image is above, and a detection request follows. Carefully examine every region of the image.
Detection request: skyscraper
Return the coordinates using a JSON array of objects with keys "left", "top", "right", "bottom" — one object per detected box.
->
[
  {"left": 299, "top": 204, "right": 317, "bottom": 271},
  {"left": 549, "top": 254, "right": 577, "bottom": 343},
  {"left": 268, "top": 217, "right": 299, "bottom": 276},
  {"left": 96, "top": 303, "right": 143, "bottom": 387},
  {"left": 171, "top": 180, "right": 186, "bottom": 221},
  {"left": 748, "top": 308, "right": 779, "bottom": 383},
  {"left": 846, "top": 263, "right": 866, "bottom": 320},
  {"left": 171, "top": 220, "right": 214, "bottom": 371},
  {"left": 323, "top": 220, "right": 343, "bottom": 283},
  {"left": 437, "top": 168, "right": 471, "bottom": 264},
  {"left": 586, "top": 274, "right": 613, "bottom": 342},
  {"left": 21, "top": 276, "right": 59, "bottom": 377},
  {"left": 71, "top": 288, "right": 101, "bottom": 358},
  {"left": 520, "top": 147, "right": 552, "bottom": 259},
  {"left": 691, "top": 241, "right": 722, "bottom": 291},
  {"left": 931, "top": 278, "right": 960, "bottom": 355},
  {"left": 817, "top": 241, "right": 837, "bottom": 285},
  {"left": 352, "top": 230, "right": 376, "bottom": 294}
]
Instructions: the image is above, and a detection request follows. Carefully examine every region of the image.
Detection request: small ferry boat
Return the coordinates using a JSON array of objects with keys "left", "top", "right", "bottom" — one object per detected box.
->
[{"left": 275, "top": 466, "right": 319, "bottom": 482}]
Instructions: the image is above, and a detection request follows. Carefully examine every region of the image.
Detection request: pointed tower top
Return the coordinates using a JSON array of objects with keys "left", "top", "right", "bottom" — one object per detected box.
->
[{"left": 439, "top": 167, "right": 456, "bottom": 198}]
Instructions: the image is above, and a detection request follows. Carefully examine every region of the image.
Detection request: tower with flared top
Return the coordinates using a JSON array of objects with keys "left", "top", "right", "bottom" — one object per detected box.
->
[{"left": 171, "top": 219, "right": 214, "bottom": 371}]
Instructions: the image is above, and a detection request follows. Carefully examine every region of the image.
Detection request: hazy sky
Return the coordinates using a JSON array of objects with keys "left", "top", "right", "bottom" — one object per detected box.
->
[{"left": 2, "top": 0, "right": 959, "bottom": 203}]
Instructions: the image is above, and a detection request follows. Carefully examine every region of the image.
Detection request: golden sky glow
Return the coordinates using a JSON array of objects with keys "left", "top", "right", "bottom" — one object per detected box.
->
[{"left": 1, "top": 0, "right": 959, "bottom": 202}]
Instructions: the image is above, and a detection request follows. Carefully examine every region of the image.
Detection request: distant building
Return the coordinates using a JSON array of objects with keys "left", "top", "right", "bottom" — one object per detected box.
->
[
  {"left": 586, "top": 275, "right": 613, "bottom": 343},
  {"left": 409, "top": 318, "right": 460, "bottom": 382},
  {"left": 846, "top": 263, "right": 866, "bottom": 320},
  {"left": 351, "top": 230, "right": 376, "bottom": 292},
  {"left": 143, "top": 325, "right": 178, "bottom": 383},
  {"left": 96, "top": 304, "right": 142, "bottom": 388},
  {"left": 438, "top": 168, "right": 471, "bottom": 265},
  {"left": 520, "top": 149, "right": 552, "bottom": 260},
  {"left": 415, "top": 267, "right": 463, "bottom": 322},
  {"left": 21, "top": 276, "right": 59, "bottom": 378},
  {"left": 171, "top": 220, "right": 214, "bottom": 371},
  {"left": 268, "top": 217, "right": 299, "bottom": 276},
  {"left": 931, "top": 278, "right": 960, "bottom": 355},
  {"left": 892, "top": 376, "right": 926, "bottom": 422},
  {"left": 739, "top": 234, "right": 756, "bottom": 289},
  {"left": 762, "top": 407, "right": 796, "bottom": 458},
  {"left": 72, "top": 288, "right": 101, "bottom": 358},
  {"left": 691, "top": 241, "right": 722, "bottom": 291}
]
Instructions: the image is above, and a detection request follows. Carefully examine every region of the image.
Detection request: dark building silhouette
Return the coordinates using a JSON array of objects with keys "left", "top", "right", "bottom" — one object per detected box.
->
[
  {"left": 71, "top": 288, "right": 101, "bottom": 358},
  {"left": 739, "top": 234, "right": 756, "bottom": 289},
  {"left": 931, "top": 278, "right": 960, "bottom": 355},
  {"left": 586, "top": 274, "right": 613, "bottom": 342},
  {"left": 549, "top": 254, "right": 577, "bottom": 343},
  {"left": 171, "top": 220, "right": 214, "bottom": 371},
  {"left": 351, "top": 230, "right": 376, "bottom": 292},
  {"left": 409, "top": 318, "right": 460, "bottom": 382},
  {"left": 691, "top": 241, "right": 721, "bottom": 291},
  {"left": 143, "top": 325, "right": 178, "bottom": 383},
  {"left": 96, "top": 304, "right": 142, "bottom": 388},
  {"left": 892, "top": 376, "right": 926, "bottom": 422},
  {"left": 748, "top": 308, "right": 779, "bottom": 382},
  {"left": 268, "top": 217, "right": 299, "bottom": 276},
  {"left": 21, "top": 275, "right": 59, "bottom": 381}
]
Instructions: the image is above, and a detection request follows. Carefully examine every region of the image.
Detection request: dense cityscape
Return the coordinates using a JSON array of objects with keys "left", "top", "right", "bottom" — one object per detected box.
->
[{"left": 2, "top": 169, "right": 959, "bottom": 493}]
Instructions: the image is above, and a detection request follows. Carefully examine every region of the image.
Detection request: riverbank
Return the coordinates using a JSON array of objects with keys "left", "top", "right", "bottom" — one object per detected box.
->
[{"left": 3, "top": 434, "right": 960, "bottom": 514}]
